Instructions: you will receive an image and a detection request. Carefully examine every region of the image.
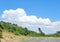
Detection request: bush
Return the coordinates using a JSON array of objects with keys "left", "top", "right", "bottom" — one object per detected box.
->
[
  {"left": 0, "top": 21, "right": 46, "bottom": 37},
  {"left": 0, "top": 28, "right": 2, "bottom": 38}
]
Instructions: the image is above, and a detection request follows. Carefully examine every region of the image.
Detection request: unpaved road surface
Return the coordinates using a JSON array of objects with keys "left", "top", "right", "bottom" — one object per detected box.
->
[{"left": 21, "top": 37, "right": 60, "bottom": 42}]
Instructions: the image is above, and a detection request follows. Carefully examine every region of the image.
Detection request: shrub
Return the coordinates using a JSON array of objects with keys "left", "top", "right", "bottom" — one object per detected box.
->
[{"left": 0, "top": 28, "right": 2, "bottom": 38}]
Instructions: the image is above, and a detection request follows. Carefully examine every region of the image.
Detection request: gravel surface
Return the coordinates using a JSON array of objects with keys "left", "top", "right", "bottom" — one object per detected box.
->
[{"left": 21, "top": 37, "right": 60, "bottom": 42}]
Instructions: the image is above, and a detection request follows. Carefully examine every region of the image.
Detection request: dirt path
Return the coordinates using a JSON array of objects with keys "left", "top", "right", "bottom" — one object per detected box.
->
[
  {"left": 1, "top": 31, "right": 60, "bottom": 42},
  {"left": 21, "top": 37, "right": 60, "bottom": 42}
]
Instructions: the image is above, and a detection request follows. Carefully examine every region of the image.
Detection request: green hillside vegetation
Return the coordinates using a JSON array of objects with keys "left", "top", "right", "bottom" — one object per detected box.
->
[
  {"left": 0, "top": 21, "right": 60, "bottom": 39},
  {"left": 0, "top": 21, "right": 45, "bottom": 38},
  {"left": 46, "top": 31, "right": 60, "bottom": 37}
]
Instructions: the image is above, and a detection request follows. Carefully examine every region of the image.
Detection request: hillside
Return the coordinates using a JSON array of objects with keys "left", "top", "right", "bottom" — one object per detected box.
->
[
  {"left": 0, "top": 21, "right": 44, "bottom": 37},
  {"left": 0, "top": 21, "right": 45, "bottom": 42},
  {"left": 1, "top": 31, "right": 60, "bottom": 42},
  {"left": 1, "top": 30, "right": 29, "bottom": 42},
  {"left": 0, "top": 21, "right": 60, "bottom": 42}
]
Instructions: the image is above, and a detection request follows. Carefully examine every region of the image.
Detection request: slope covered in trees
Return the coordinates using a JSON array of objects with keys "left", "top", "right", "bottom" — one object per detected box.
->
[
  {"left": 0, "top": 21, "right": 45, "bottom": 38},
  {"left": 0, "top": 21, "right": 60, "bottom": 39}
]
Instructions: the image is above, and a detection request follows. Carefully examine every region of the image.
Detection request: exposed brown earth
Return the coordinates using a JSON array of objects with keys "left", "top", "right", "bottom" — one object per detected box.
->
[{"left": 0, "top": 31, "right": 28, "bottom": 42}]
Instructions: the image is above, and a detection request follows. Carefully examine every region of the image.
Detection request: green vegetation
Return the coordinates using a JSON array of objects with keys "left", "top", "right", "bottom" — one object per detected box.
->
[
  {"left": 0, "top": 24, "right": 3, "bottom": 42},
  {"left": 0, "top": 27, "right": 2, "bottom": 38},
  {"left": 38, "top": 28, "right": 45, "bottom": 36},
  {"left": 0, "top": 25, "right": 2, "bottom": 42},
  {"left": 45, "top": 31, "right": 60, "bottom": 37},
  {"left": 0, "top": 21, "right": 45, "bottom": 37},
  {"left": 0, "top": 21, "right": 60, "bottom": 37}
]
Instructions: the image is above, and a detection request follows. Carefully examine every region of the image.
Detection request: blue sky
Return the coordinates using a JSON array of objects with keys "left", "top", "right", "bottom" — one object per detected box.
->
[
  {"left": 0, "top": 0, "right": 60, "bottom": 21},
  {"left": 0, "top": 0, "right": 60, "bottom": 34}
]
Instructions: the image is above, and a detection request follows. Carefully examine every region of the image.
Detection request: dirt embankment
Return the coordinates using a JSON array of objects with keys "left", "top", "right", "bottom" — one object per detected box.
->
[
  {"left": 1, "top": 31, "right": 28, "bottom": 42},
  {"left": 1, "top": 31, "right": 60, "bottom": 42}
]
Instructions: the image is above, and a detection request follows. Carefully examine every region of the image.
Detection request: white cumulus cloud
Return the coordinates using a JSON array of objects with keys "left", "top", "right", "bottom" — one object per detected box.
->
[{"left": 1, "top": 8, "right": 60, "bottom": 34}]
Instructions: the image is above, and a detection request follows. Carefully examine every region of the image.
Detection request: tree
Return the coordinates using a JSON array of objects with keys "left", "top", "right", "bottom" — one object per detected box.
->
[
  {"left": 24, "top": 27, "right": 29, "bottom": 36},
  {"left": 38, "top": 28, "right": 45, "bottom": 36},
  {"left": 0, "top": 24, "right": 4, "bottom": 29},
  {"left": 56, "top": 31, "right": 60, "bottom": 34},
  {"left": 38, "top": 28, "right": 42, "bottom": 33}
]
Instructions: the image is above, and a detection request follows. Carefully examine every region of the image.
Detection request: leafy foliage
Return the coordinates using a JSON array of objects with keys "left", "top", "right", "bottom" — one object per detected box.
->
[
  {"left": 38, "top": 28, "right": 45, "bottom": 36},
  {"left": 0, "top": 28, "right": 2, "bottom": 38},
  {"left": 0, "top": 21, "right": 45, "bottom": 37},
  {"left": 0, "top": 21, "right": 60, "bottom": 37}
]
